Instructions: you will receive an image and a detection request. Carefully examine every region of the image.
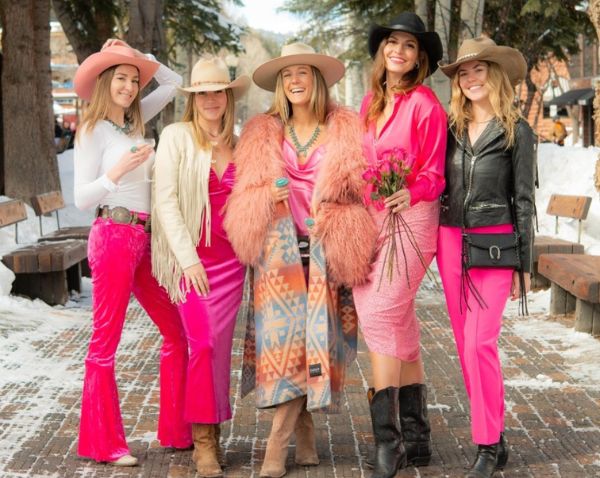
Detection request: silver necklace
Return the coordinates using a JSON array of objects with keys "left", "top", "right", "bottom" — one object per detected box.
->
[
  {"left": 106, "top": 118, "right": 131, "bottom": 135},
  {"left": 288, "top": 123, "right": 321, "bottom": 157}
]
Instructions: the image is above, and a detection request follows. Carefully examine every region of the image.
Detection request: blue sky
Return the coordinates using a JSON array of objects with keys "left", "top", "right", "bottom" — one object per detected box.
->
[{"left": 233, "top": 0, "right": 303, "bottom": 34}]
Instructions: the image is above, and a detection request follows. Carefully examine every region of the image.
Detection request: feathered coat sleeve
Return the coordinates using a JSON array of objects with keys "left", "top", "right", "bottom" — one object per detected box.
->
[
  {"left": 314, "top": 107, "right": 377, "bottom": 287},
  {"left": 223, "top": 114, "right": 285, "bottom": 265}
]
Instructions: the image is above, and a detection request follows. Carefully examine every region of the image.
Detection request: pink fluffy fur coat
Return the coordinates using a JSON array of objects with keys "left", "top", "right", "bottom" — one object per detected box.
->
[{"left": 223, "top": 106, "right": 377, "bottom": 287}]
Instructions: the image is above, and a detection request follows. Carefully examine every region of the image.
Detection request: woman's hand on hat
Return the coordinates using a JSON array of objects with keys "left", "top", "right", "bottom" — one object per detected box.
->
[
  {"left": 107, "top": 143, "right": 153, "bottom": 183},
  {"left": 102, "top": 38, "right": 129, "bottom": 50},
  {"left": 184, "top": 263, "right": 210, "bottom": 296},
  {"left": 384, "top": 188, "right": 411, "bottom": 213},
  {"left": 101, "top": 38, "right": 145, "bottom": 59}
]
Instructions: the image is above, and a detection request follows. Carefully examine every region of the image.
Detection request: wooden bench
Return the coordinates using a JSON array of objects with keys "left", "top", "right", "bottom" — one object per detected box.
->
[
  {"left": 0, "top": 199, "right": 87, "bottom": 305},
  {"left": 31, "top": 190, "right": 91, "bottom": 276},
  {"left": 532, "top": 194, "right": 591, "bottom": 289},
  {"left": 538, "top": 254, "right": 600, "bottom": 336}
]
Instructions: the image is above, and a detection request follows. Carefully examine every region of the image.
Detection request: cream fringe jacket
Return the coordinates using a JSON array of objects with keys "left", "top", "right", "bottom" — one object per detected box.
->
[{"left": 151, "top": 122, "right": 211, "bottom": 303}]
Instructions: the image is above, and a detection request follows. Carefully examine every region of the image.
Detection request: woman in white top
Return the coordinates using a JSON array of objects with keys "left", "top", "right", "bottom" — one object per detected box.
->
[{"left": 73, "top": 39, "right": 191, "bottom": 466}]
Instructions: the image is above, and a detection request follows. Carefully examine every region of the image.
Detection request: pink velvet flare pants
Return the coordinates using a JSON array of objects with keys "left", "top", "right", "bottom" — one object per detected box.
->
[
  {"left": 78, "top": 218, "right": 192, "bottom": 462},
  {"left": 436, "top": 223, "right": 513, "bottom": 445}
]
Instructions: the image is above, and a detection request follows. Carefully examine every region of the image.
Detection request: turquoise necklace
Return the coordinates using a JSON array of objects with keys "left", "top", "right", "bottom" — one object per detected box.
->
[
  {"left": 106, "top": 118, "right": 132, "bottom": 135},
  {"left": 288, "top": 122, "right": 321, "bottom": 157}
]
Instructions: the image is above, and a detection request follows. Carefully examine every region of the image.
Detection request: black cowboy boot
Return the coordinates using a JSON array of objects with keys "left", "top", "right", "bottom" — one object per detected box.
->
[
  {"left": 465, "top": 434, "right": 508, "bottom": 478},
  {"left": 369, "top": 386, "right": 407, "bottom": 478},
  {"left": 398, "top": 383, "right": 432, "bottom": 466}
]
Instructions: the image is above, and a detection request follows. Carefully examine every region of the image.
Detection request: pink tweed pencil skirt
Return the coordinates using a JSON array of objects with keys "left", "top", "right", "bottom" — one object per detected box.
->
[{"left": 353, "top": 200, "right": 439, "bottom": 361}]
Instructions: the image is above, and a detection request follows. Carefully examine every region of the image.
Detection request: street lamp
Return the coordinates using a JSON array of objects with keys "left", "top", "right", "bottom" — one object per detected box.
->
[{"left": 225, "top": 53, "right": 239, "bottom": 79}]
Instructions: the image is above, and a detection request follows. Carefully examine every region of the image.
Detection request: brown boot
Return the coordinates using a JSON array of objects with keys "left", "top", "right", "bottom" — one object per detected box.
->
[
  {"left": 259, "top": 396, "right": 305, "bottom": 478},
  {"left": 192, "top": 424, "right": 223, "bottom": 478},
  {"left": 294, "top": 399, "right": 319, "bottom": 466}
]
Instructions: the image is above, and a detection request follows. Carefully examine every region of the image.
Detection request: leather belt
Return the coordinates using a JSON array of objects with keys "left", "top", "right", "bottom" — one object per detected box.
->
[{"left": 95, "top": 205, "right": 151, "bottom": 232}]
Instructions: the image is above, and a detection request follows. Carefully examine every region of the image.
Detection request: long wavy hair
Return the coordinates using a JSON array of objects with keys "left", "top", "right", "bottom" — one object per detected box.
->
[
  {"left": 79, "top": 65, "right": 144, "bottom": 139},
  {"left": 449, "top": 61, "right": 521, "bottom": 147},
  {"left": 267, "top": 66, "right": 331, "bottom": 125},
  {"left": 182, "top": 89, "right": 235, "bottom": 149},
  {"left": 365, "top": 35, "right": 429, "bottom": 127}
]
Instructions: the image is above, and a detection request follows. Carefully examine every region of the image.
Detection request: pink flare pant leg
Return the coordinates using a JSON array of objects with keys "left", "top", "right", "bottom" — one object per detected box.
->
[
  {"left": 436, "top": 224, "right": 513, "bottom": 445},
  {"left": 78, "top": 218, "right": 192, "bottom": 462}
]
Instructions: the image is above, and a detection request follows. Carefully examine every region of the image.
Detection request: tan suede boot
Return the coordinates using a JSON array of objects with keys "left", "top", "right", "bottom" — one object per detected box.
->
[
  {"left": 294, "top": 400, "right": 319, "bottom": 466},
  {"left": 192, "top": 424, "right": 223, "bottom": 478},
  {"left": 259, "top": 396, "right": 305, "bottom": 478}
]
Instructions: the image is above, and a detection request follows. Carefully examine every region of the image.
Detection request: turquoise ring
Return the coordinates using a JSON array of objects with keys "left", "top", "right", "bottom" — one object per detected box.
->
[
  {"left": 305, "top": 217, "right": 315, "bottom": 227},
  {"left": 275, "top": 177, "right": 289, "bottom": 188},
  {"left": 130, "top": 146, "right": 138, "bottom": 153}
]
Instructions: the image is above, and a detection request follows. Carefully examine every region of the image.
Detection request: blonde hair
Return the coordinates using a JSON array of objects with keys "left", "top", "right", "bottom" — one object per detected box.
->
[
  {"left": 182, "top": 89, "right": 235, "bottom": 149},
  {"left": 449, "top": 61, "right": 521, "bottom": 147},
  {"left": 78, "top": 65, "right": 144, "bottom": 139},
  {"left": 267, "top": 66, "right": 330, "bottom": 125},
  {"left": 365, "top": 36, "right": 429, "bottom": 127}
]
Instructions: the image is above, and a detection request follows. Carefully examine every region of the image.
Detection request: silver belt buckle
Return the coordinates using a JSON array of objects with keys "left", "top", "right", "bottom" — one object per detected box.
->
[{"left": 110, "top": 206, "right": 133, "bottom": 224}]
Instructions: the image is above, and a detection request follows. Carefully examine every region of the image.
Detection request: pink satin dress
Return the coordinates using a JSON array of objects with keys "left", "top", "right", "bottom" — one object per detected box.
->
[
  {"left": 282, "top": 139, "right": 324, "bottom": 236},
  {"left": 177, "top": 163, "right": 245, "bottom": 423}
]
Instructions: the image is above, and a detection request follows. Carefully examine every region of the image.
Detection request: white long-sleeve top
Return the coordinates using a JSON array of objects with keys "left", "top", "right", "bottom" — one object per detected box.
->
[{"left": 74, "top": 60, "right": 182, "bottom": 213}]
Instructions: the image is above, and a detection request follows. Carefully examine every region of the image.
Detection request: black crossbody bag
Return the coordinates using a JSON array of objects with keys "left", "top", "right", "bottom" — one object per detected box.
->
[{"left": 459, "top": 134, "right": 528, "bottom": 315}]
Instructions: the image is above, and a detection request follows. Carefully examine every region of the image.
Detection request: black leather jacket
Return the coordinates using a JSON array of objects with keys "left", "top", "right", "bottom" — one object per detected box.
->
[{"left": 439, "top": 119, "right": 536, "bottom": 272}]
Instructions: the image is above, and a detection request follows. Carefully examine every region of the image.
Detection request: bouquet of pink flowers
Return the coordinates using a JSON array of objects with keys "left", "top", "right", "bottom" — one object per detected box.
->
[{"left": 363, "top": 147, "right": 437, "bottom": 290}]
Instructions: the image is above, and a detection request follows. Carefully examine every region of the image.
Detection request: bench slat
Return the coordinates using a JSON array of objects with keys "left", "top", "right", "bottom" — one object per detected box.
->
[
  {"left": 533, "top": 236, "right": 585, "bottom": 262},
  {"left": 546, "top": 194, "right": 592, "bottom": 220},
  {"left": 538, "top": 254, "right": 600, "bottom": 303},
  {"left": 30, "top": 191, "right": 65, "bottom": 216},
  {"left": 0, "top": 199, "right": 27, "bottom": 227},
  {"left": 2, "top": 240, "right": 87, "bottom": 273}
]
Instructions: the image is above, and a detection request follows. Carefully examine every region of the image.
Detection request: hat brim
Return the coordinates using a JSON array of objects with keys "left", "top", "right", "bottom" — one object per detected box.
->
[
  {"left": 252, "top": 53, "right": 345, "bottom": 92},
  {"left": 178, "top": 75, "right": 251, "bottom": 100},
  {"left": 368, "top": 25, "right": 443, "bottom": 77},
  {"left": 74, "top": 51, "right": 159, "bottom": 102},
  {"left": 438, "top": 46, "right": 527, "bottom": 86}
]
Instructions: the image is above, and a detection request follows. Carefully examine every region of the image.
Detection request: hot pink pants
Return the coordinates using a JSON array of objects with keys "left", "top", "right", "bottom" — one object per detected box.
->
[
  {"left": 436, "top": 224, "right": 513, "bottom": 445},
  {"left": 78, "top": 218, "right": 192, "bottom": 462}
]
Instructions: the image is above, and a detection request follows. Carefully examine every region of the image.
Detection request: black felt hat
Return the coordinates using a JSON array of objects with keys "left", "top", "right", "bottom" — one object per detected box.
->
[{"left": 368, "top": 12, "right": 443, "bottom": 76}]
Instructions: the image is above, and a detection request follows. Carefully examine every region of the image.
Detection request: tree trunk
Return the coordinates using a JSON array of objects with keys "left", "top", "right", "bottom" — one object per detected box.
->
[
  {"left": 587, "top": 0, "right": 600, "bottom": 192},
  {"left": 127, "top": 0, "right": 169, "bottom": 139},
  {"left": 460, "top": 0, "right": 484, "bottom": 39},
  {"left": 52, "top": 0, "right": 114, "bottom": 64},
  {"left": 0, "top": 0, "right": 60, "bottom": 202},
  {"left": 520, "top": 72, "right": 537, "bottom": 119}
]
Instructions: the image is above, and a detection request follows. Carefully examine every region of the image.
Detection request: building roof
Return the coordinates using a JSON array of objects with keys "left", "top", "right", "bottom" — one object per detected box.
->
[{"left": 546, "top": 88, "right": 595, "bottom": 107}]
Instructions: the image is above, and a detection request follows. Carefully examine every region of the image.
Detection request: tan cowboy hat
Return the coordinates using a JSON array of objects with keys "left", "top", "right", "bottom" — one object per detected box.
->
[
  {"left": 438, "top": 37, "right": 527, "bottom": 86},
  {"left": 179, "top": 56, "right": 250, "bottom": 99},
  {"left": 74, "top": 45, "right": 160, "bottom": 101},
  {"left": 252, "top": 42, "right": 345, "bottom": 92}
]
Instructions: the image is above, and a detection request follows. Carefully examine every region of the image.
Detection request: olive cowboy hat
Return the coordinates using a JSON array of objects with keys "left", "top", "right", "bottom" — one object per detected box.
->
[
  {"left": 252, "top": 42, "right": 345, "bottom": 92},
  {"left": 178, "top": 56, "right": 250, "bottom": 100},
  {"left": 438, "top": 36, "right": 527, "bottom": 86},
  {"left": 74, "top": 44, "right": 160, "bottom": 102},
  {"left": 368, "top": 11, "right": 443, "bottom": 77}
]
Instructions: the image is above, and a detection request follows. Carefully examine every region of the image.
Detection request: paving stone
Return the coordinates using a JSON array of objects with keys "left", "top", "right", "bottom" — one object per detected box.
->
[{"left": 1, "top": 280, "right": 599, "bottom": 477}]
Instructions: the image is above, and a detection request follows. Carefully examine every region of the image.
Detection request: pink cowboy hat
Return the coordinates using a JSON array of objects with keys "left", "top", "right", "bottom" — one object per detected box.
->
[{"left": 74, "top": 45, "right": 160, "bottom": 101}]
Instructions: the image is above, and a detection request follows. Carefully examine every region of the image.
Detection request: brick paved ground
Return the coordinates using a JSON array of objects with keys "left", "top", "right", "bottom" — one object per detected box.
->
[{"left": 1, "top": 280, "right": 600, "bottom": 478}]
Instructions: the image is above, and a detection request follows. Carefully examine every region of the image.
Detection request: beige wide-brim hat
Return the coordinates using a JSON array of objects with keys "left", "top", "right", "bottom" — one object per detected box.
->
[
  {"left": 438, "top": 36, "right": 527, "bottom": 86},
  {"left": 252, "top": 42, "right": 345, "bottom": 92},
  {"left": 74, "top": 45, "right": 160, "bottom": 101},
  {"left": 178, "top": 56, "right": 250, "bottom": 100}
]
